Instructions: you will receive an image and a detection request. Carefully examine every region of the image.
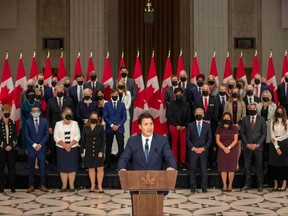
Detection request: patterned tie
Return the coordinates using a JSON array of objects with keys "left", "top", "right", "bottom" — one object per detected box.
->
[
  {"left": 35, "top": 119, "right": 39, "bottom": 133},
  {"left": 197, "top": 122, "right": 201, "bottom": 136},
  {"left": 182, "top": 82, "right": 185, "bottom": 88},
  {"left": 204, "top": 97, "right": 208, "bottom": 112},
  {"left": 251, "top": 116, "right": 255, "bottom": 130},
  {"left": 144, "top": 139, "right": 149, "bottom": 163},
  {"left": 79, "top": 86, "right": 83, "bottom": 101},
  {"left": 249, "top": 97, "right": 252, "bottom": 104}
]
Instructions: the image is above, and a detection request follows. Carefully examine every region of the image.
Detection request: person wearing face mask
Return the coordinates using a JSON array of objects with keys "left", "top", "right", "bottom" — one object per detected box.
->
[
  {"left": 35, "top": 73, "right": 48, "bottom": 97},
  {"left": 20, "top": 79, "right": 36, "bottom": 104},
  {"left": 54, "top": 108, "right": 81, "bottom": 192},
  {"left": 46, "top": 85, "right": 73, "bottom": 164},
  {"left": 0, "top": 105, "right": 18, "bottom": 193},
  {"left": 80, "top": 112, "right": 105, "bottom": 192},
  {"left": 256, "top": 90, "right": 276, "bottom": 167},
  {"left": 236, "top": 79, "right": 246, "bottom": 98},
  {"left": 187, "top": 108, "right": 212, "bottom": 193},
  {"left": 187, "top": 73, "right": 204, "bottom": 112},
  {"left": 84, "top": 71, "right": 104, "bottom": 101},
  {"left": 269, "top": 106, "right": 288, "bottom": 191},
  {"left": 35, "top": 88, "right": 47, "bottom": 118},
  {"left": 103, "top": 89, "right": 127, "bottom": 168},
  {"left": 63, "top": 77, "right": 72, "bottom": 98},
  {"left": 167, "top": 88, "right": 190, "bottom": 170},
  {"left": 277, "top": 71, "right": 288, "bottom": 114},
  {"left": 216, "top": 112, "right": 239, "bottom": 192},
  {"left": 43, "top": 75, "right": 58, "bottom": 102},
  {"left": 96, "top": 90, "right": 107, "bottom": 125},
  {"left": 240, "top": 103, "right": 266, "bottom": 192},
  {"left": 69, "top": 74, "right": 85, "bottom": 107},
  {"left": 207, "top": 75, "right": 219, "bottom": 97},
  {"left": 164, "top": 75, "right": 179, "bottom": 108},
  {"left": 253, "top": 73, "right": 274, "bottom": 101},
  {"left": 243, "top": 85, "right": 261, "bottom": 113},
  {"left": 25, "top": 106, "right": 49, "bottom": 193},
  {"left": 216, "top": 84, "right": 229, "bottom": 121},
  {"left": 76, "top": 88, "right": 99, "bottom": 132},
  {"left": 20, "top": 89, "right": 42, "bottom": 150},
  {"left": 226, "top": 78, "right": 236, "bottom": 96}
]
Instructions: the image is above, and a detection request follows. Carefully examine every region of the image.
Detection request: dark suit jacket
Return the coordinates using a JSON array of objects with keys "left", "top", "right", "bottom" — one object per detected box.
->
[
  {"left": 43, "top": 87, "right": 54, "bottom": 102},
  {"left": 0, "top": 119, "right": 18, "bottom": 150},
  {"left": 253, "top": 84, "right": 274, "bottom": 101},
  {"left": 117, "top": 134, "right": 177, "bottom": 170},
  {"left": 243, "top": 95, "right": 261, "bottom": 112},
  {"left": 240, "top": 115, "right": 267, "bottom": 148},
  {"left": 216, "top": 93, "right": 229, "bottom": 120},
  {"left": 187, "top": 121, "right": 212, "bottom": 150},
  {"left": 46, "top": 97, "right": 74, "bottom": 129},
  {"left": 25, "top": 117, "right": 49, "bottom": 153},
  {"left": 69, "top": 85, "right": 84, "bottom": 107},
  {"left": 187, "top": 85, "right": 202, "bottom": 110},
  {"left": 113, "top": 78, "right": 137, "bottom": 103},
  {"left": 278, "top": 83, "right": 288, "bottom": 111},
  {"left": 103, "top": 100, "right": 127, "bottom": 134},
  {"left": 84, "top": 81, "right": 104, "bottom": 100},
  {"left": 194, "top": 96, "right": 219, "bottom": 124},
  {"left": 164, "top": 87, "right": 175, "bottom": 107}
]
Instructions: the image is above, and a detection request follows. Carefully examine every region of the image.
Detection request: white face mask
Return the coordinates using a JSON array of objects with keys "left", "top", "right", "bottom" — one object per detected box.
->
[{"left": 31, "top": 112, "right": 41, "bottom": 118}]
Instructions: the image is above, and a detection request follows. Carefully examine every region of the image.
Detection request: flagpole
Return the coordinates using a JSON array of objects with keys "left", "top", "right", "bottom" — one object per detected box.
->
[{"left": 5, "top": 52, "right": 8, "bottom": 59}]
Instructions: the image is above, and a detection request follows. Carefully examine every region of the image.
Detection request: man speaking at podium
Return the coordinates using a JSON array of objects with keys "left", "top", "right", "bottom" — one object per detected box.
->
[{"left": 118, "top": 111, "right": 177, "bottom": 171}]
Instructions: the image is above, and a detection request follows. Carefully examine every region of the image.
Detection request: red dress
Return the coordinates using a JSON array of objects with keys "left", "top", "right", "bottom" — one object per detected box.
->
[{"left": 216, "top": 125, "right": 238, "bottom": 172}]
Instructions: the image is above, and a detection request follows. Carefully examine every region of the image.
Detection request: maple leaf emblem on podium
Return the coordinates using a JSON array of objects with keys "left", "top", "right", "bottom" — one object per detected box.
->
[{"left": 140, "top": 173, "right": 156, "bottom": 186}]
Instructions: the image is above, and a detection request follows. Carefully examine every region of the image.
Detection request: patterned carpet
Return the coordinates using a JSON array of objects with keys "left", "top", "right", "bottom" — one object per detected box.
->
[{"left": 0, "top": 188, "right": 288, "bottom": 215}]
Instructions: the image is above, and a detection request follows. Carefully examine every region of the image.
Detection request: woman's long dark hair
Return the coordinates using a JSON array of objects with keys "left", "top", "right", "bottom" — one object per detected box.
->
[
  {"left": 219, "top": 112, "right": 233, "bottom": 131},
  {"left": 272, "top": 105, "right": 287, "bottom": 131}
]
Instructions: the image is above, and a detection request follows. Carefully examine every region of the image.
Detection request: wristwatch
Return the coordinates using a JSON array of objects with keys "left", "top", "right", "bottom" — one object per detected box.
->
[{"left": 228, "top": 146, "right": 231, "bottom": 150}]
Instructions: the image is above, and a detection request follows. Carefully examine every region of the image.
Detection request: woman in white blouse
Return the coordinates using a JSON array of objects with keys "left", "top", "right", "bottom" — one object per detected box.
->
[
  {"left": 54, "top": 107, "right": 81, "bottom": 192},
  {"left": 269, "top": 105, "right": 288, "bottom": 191}
]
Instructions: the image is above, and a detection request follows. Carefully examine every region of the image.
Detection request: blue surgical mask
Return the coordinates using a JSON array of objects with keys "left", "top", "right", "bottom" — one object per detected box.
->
[{"left": 31, "top": 112, "right": 41, "bottom": 118}]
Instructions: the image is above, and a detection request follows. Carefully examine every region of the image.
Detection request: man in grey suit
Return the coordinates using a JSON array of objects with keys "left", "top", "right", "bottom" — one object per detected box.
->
[{"left": 240, "top": 102, "right": 267, "bottom": 192}]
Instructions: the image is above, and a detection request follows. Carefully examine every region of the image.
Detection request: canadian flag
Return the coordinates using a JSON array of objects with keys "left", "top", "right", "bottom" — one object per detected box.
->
[
  {"left": 160, "top": 51, "right": 173, "bottom": 136},
  {"left": 29, "top": 50, "right": 38, "bottom": 80},
  {"left": 223, "top": 51, "right": 233, "bottom": 84},
  {"left": 86, "top": 51, "right": 95, "bottom": 82},
  {"left": 102, "top": 51, "right": 113, "bottom": 100},
  {"left": 209, "top": 50, "right": 219, "bottom": 86},
  {"left": 44, "top": 51, "right": 53, "bottom": 87},
  {"left": 11, "top": 53, "right": 27, "bottom": 131},
  {"left": 0, "top": 53, "right": 14, "bottom": 106},
  {"left": 236, "top": 51, "right": 247, "bottom": 86},
  {"left": 73, "top": 51, "right": 82, "bottom": 85},
  {"left": 118, "top": 51, "right": 126, "bottom": 79},
  {"left": 281, "top": 49, "right": 288, "bottom": 83},
  {"left": 57, "top": 50, "right": 67, "bottom": 82},
  {"left": 176, "top": 50, "right": 184, "bottom": 76},
  {"left": 190, "top": 50, "right": 200, "bottom": 84},
  {"left": 251, "top": 50, "right": 260, "bottom": 85},
  {"left": 132, "top": 51, "right": 146, "bottom": 136},
  {"left": 266, "top": 50, "right": 278, "bottom": 105},
  {"left": 146, "top": 52, "right": 162, "bottom": 134}
]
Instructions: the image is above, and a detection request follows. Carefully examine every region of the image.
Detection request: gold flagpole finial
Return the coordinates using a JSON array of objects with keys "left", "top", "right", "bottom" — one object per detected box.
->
[
  {"left": 121, "top": 51, "right": 124, "bottom": 58},
  {"left": 255, "top": 49, "right": 258, "bottom": 56},
  {"left": 106, "top": 51, "right": 109, "bottom": 58},
  {"left": 168, "top": 47, "right": 171, "bottom": 57},
  {"left": 194, "top": 49, "right": 197, "bottom": 57},
  {"left": 137, "top": 49, "right": 140, "bottom": 57},
  {"left": 180, "top": 48, "right": 182, "bottom": 56},
  {"left": 152, "top": 49, "right": 155, "bottom": 57},
  {"left": 227, "top": 50, "right": 229, "bottom": 57},
  {"left": 270, "top": 49, "right": 273, "bottom": 57},
  {"left": 33, "top": 49, "right": 36, "bottom": 58},
  {"left": 90, "top": 50, "right": 93, "bottom": 57},
  {"left": 5, "top": 52, "right": 8, "bottom": 59},
  {"left": 285, "top": 48, "right": 287, "bottom": 56},
  {"left": 20, "top": 52, "right": 22, "bottom": 59},
  {"left": 240, "top": 51, "right": 243, "bottom": 57},
  {"left": 47, "top": 50, "right": 50, "bottom": 58},
  {"left": 60, "top": 48, "right": 63, "bottom": 58},
  {"left": 77, "top": 51, "right": 80, "bottom": 58},
  {"left": 213, "top": 49, "right": 216, "bottom": 57}
]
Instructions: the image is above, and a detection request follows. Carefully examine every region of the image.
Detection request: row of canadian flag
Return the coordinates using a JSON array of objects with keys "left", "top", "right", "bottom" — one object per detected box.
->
[{"left": 0, "top": 49, "right": 287, "bottom": 137}]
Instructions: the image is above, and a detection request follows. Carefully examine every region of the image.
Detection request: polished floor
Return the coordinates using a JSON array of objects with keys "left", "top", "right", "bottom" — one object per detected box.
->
[{"left": 0, "top": 188, "right": 287, "bottom": 215}]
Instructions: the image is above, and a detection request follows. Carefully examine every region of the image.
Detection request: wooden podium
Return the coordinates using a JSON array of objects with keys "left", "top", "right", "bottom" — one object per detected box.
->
[{"left": 118, "top": 170, "right": 178, "bottom": 216}]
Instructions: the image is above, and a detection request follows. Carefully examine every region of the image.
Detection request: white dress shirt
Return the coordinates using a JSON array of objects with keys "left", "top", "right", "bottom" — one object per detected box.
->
[{"left": 141, "top": 134, "right": 153, "bottom": 153}]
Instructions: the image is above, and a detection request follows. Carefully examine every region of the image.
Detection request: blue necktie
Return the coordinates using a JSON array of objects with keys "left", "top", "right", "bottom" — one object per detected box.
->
[
  {"left": 197, "top": 122, "right": 201, "bottom": 136},
  {"left": 144, "top": 139, "right": 149, "bottom": 163}
]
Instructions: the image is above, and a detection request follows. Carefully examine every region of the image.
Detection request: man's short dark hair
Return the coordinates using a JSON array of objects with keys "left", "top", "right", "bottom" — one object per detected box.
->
[
  {"left": 76, "top": 74, "right": 84, "bottom": 79},
  {"left": 120, "top": 66, "right": 128, "bottom": 71},
  {"left": 174, "top": 87, "right": 183, "bottom": 94},
  {"left": 138, "top": 112, "right": 154, "bottom": 125},
  {"left": 110, "top": 89, "right": 117, "bottom": 94}
]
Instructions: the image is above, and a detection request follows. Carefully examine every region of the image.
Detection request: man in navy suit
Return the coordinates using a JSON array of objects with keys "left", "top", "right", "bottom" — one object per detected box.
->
[
  {"left": 25, "top": 106, "right": 49, "bottom": 193},
  {"left": 243, "top": 85, "right": 261, "bottom": 113},
  {"left": 277, "top": 71, "right": 288, "bottom": 113},
  {"left": 69, "top": 74, "right": 85, "bottom": 107},
  {"left": 216, "top": 83, "right": 229, "bottom": 121},
  {"left": 253, "top": 73, "right": 274, "bottom": 101},
  {"left": 35, "top": 73, "right": 49, "bottom": 97},
  {"left": 84, "top": 71, "right": 104, "bottom": 101},
  {"left": 118, "top": 111, "right": 177, "bottom": 171},
  {"left": 43, "top": 75, "right": 58, "bottom": 102},
  {"left": 187, "top": 108, "right": 212, "bottom": 193},
  {"left": 104, "top": 89, "right": 127, "bottom": 167},
  {"left": 187, "top": 74, "right": 205, "bottom": 113}
]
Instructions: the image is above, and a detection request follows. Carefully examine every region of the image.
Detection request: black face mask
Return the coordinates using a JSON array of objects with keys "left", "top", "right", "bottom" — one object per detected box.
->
[
  {"left": 249, "top": 110, "right": 257, "bottom": 116},
  {"left": 285, "top": 77, "right": 288, "bottom": 83},
  {"left": 65, "top": 114, "right": 72, "bottom": 120},
  {"left": 90, "top": 118, "right": 98, "bottom": 124},
  {"left": 97, "top": 96, "right": 104, "bottom": 101},
  {"left": 176, "top": 95, "right": 183, "bottom": 101},
  {"left": 222, "top": 119, "right": 231, "bottom": 125},
  {"left": 180, "top": 77, "right": 187, "bottom": 82},
  {"left": 38, "top": 80, "right": 44, "bottom": 85},
  {"left": 202, "top": 91, "right": 209, "bottom": 97},
  {"left": 195, "top": 115, "right": 203, "bottom": 121},
  {"left": 262, "top": 97, "right": 270, "bottom": 102},
  {"left": 84, "top": 96, "right": 91, "bottom": 100},
  {"left": 57, "top": 92, "right": 64, "bottom": 98},
  {"left": 35, "top": 95, "right": 42, "bottom": 100},
  {"left": 3, "top": 113, "right": 10, "bottom": 118},
  {"left": 254, "top": 79, "right": 261, "bottom": 85},
  {"left": 276, "top": 112, "right": 283, "bottom": 118},
  {"left": 51, "top": 81, "right": 57, "bottom": 87},
  {"left": 118, "top": 85, "right": 125, "bottom": 90},
  {"left": 236, "top": 83, "right": 243, "bottom": 89},
  {"left": 232, "top": 93, "right": 239, "bottom": 98},
  {"left": 171, "top": 81, "right": 178, "bottom": 87},
  {"left": 208, "top": 81, "right": 214, "bottom": 85},
  {"left": 197, "top": 81, "right": 204, "bottom": 87},
  {"left": 121, "top": 73, "right": 128, "bottom": 78},
  {"left": 77, "top": 81, "right": 83, "bottom": 86},
  {"left": 111, "top": 96, "right": 118, "bottom": 101},
  {"left": 90, "top": 75, "right": 97, "bottom": 81},
  {"left": 246, "top": 90, "right": 253, "bottom": 96},
  {"left": 28, "top": 85, "right": 34, "bottom": 90},
  {"left": 219, "top": 92, "right": 226, "bottom": 96},
  {"left": 64, "top": 83, "right": 70, "bottom": 88},
  {"left": 228, "top": 84, "right": 234, "bottom": 90},
  {"left": 28, "top": 94, "right": 35, "bottom": 100}
]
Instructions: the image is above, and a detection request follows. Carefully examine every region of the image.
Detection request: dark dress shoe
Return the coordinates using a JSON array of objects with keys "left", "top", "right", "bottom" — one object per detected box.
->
[
  {"left": 40, "top": 185, "right": 49, "bottom": 192},
  {"left": 202, "top": 188, "right": 208, "bottom": 193},
  {"left": 191, "top": 188, "right": 196, "bottom": 193},
  {"left": 26, "top": 186, "right": 35, "bottom": 193}
]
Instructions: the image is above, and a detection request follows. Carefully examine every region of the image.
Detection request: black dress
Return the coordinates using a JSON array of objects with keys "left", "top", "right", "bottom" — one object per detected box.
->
[{"left": 80, "top": 124, "right": 105, "bottom": 168}]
